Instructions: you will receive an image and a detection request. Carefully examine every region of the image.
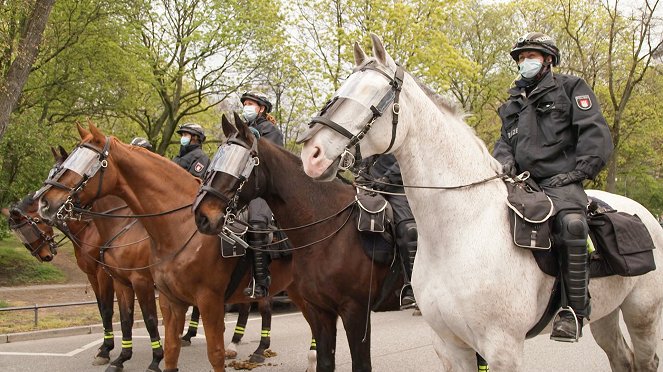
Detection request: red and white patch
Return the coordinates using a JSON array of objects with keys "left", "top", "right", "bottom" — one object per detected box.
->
[
  {"left": 194, "top": 162, "right": 204, "bottom": 173},
  {"left": 575, "top": 95, "right": 592, "bottom": 110}
]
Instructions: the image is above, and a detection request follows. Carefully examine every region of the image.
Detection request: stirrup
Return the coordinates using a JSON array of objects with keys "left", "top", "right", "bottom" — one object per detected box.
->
[
  {"left": 550, "top": 307, "right": 581, "bottom": 343},
  {"left": 399, "top": 284, "right": 416, "bottom": 310},
  {"left": 243, "top": 278, "right": 259, "bottom": 299}
]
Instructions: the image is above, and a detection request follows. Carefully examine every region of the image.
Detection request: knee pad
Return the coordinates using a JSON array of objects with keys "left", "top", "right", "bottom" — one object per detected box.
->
[
  {"left": 556, "top": 212, "right": 588, "bottom": 241},
  {"left": 396, "top": 220, "right": 418, "bottom": 252}
]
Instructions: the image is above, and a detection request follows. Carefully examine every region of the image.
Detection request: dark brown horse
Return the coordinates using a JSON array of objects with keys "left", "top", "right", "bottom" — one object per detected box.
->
[
  {"left": 37, "top": 123, "right": 305, "bottom": 372},
  {"left": 193, "top": 113, "right": 403, "bottom": 372}
]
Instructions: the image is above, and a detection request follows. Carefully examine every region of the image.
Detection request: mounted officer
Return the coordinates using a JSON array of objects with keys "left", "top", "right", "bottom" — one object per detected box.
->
[
  {"left": 493, "top": 32, "right": 613, "bottom": 342},
  {"left": 130, "top": 137, "right": 153, "bottom": 151},
  {"left": 356, "top": 154, "right": 417, "bottom": 310},
  {"left": 173, "top": 123, "right": 210, "bottom": 179},
  {"left": 240, "top": 91, "right": 284, "bottom": 299}
]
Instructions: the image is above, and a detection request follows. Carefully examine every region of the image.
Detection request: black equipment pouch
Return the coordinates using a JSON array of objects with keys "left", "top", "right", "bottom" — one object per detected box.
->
[
  {"left": 220, "top": 221, "right": 249, "bottom": 258},
  {"left": 356, "top": 192, "right": 389, "bottom": 233},
  {"left": 588, "top": 211, "right": 656, "bottom": 276},
  {"left": 505, "top": 176, "right": 554, "bottom": 250}
]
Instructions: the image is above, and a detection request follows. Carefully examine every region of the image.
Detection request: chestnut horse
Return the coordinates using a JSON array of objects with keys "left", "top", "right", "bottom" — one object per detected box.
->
[
  {"left": 6, "top": 190, "right": 164, "bottom": 372},
  {"left": 193, "top": 113, "right": 403, "bottom": 372},
  {"left": 37, "top": 124, "right": 304, "bottom": 372}
]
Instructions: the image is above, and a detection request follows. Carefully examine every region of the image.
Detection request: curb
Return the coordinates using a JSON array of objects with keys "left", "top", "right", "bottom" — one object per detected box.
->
[{"left": 0, "top": 318, "right": 156, "bottom": 344}]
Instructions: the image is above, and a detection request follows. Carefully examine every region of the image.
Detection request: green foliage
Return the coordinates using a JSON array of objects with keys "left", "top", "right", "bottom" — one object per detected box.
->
[{"left": 0, "top": 237, "right": 66, "bottom": 286}]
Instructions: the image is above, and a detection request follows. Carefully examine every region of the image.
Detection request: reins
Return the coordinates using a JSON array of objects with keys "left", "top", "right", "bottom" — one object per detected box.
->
[
  {"left": 354, "top": 171, "right": 507, "bottom": 193},
  {"left": 72, "top": 203, "right": 193, "bottom": 219}
]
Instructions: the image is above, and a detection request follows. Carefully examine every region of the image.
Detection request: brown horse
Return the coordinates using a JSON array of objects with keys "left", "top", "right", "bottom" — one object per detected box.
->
[
  {"left": 37, "top": 123, "right": 304, "bottom": 372},
  {"left": 193, "top": 113, "right": 403, "bottom": 372}
]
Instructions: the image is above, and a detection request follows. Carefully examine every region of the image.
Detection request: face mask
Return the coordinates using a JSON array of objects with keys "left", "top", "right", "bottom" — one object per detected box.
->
[
  {"left": 180, "top": 136, "right": 191, "bottom": 146},
  {"left": 518, "top": 58, "right": 543, "bottom": 79},
  {"left": 243, "top": 105, "right": 258, "bottom": 121}
]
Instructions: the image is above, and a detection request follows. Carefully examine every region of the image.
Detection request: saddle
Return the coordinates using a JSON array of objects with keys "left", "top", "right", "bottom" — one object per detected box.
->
[{"left": 355, "top": 190, "right": 395, "bottom": 265}]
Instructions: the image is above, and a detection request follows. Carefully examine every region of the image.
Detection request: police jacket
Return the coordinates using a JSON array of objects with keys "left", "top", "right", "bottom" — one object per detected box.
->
[
  {"left": 361, "top": 154, "right": 404, "bottom": 193},
  {"left": 493, "top": 72, "right": 613, "bottom": 181},
  {"left": 249, "top": 116, "right": 284, "bottom": 147},
  {"left": 172, "top": 144, "right": 210, "bottom": 178}
]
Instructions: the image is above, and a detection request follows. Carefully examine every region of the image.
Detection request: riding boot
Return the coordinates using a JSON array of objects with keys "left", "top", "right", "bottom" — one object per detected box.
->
[
  {"left": 551, "top": 214, "right": 589, "bottom": 342},
  {"left": 244, "top": 222, "right": 271, "bottom": 299},
  {"left": 397, "top": 221, "right": 418, "bottom": 310}
]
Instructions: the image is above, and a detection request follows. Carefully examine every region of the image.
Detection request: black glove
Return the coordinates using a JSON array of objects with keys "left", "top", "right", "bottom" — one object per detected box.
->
[
  {"left": 543, "top": 170, "right": 587, "bottom": 187},
  {"left": 372, "top": 176, "right": 390, "bottom": 191},
  {"left": 501, "top": 161, "right": 517, "bottom": 177}
]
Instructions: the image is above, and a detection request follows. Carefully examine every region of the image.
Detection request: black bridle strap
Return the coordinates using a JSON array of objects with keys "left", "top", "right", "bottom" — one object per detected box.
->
[
  {"left": 383, "top": 67, "right": 404, "bottom": 154},
  {"left": 309, "top": 116, "right": 355, "bottom": 140}
]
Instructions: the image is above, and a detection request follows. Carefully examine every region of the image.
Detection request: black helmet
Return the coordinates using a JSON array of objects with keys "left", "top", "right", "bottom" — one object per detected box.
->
[
  {"left": 510, "top": 32, "right": 561, "bottom": 66},
  {"left": 177, "top": 123, "right": 206, "bottom": 142},
  {"left": 130, "top": 137, "right": 153, "bottom": 150},
  {"left": 240, "top": 91, "right": 273, "bottom": 113}
]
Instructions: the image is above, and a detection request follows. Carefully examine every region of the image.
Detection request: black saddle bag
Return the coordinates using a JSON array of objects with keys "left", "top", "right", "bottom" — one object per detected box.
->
[
  {"left": 505, "top": 178, "right": 554, "bottom": 250},
  {"left": 356, "top": 192, "right": 390, "bottom": 233},
  {"left": 588, "top": 211, "right": 656, "bottom": 276}
]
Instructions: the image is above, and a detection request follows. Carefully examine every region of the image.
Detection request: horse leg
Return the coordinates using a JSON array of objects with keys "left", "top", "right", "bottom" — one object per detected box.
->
[
  {"left": 106, "top": 283, "right": 135, "bottom": 372},
  {"left": 159, "top": 296, "right": 187, "bottom": 372},
  {"left": 91, "top": 272, "right": 115, "bottom": 365},
  {"left": 249, "top": 299, "right": 273, "bottom": 363},
  {"left": 134, "top": 279, "right": 164, "bottom": 372},
  {"left": 307, "top": 306, "right": 338, "bottom": 372},
  {"left": 590, "top": 308, "right": 633, "bottom": 371},
  {"left": 430, "top": 332, "right": 482, "bottom": 372},
  {"left": 285, "top": 287, "right": 317, "bottom": 372},
  {"left": 339, "top": 305, "right": 371, "bottom": 372},
  {"left": 197, "top": 296, "right": 227, "bottom": 372},
  {"left": 181, "top": 306, "right": 200, "bottom": 346},
  {"left": 622, "top": 291, "right": 662, "bottom": 372},
  {"left": 226, "top": 303, "right": 250, "bottom": 359}
]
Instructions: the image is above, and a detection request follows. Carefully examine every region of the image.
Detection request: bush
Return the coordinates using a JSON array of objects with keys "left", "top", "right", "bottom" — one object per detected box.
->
[{"left": 0, "top": 238, "right": 65, "bottom": 286}]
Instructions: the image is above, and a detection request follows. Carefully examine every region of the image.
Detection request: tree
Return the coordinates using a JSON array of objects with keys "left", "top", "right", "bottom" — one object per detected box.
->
[{"left": 0, "top": 0, "right": 56, "bottom": 140}]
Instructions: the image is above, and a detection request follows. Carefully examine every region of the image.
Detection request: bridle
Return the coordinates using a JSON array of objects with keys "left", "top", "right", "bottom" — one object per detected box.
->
[
  {"left": 39, "top": 137, "right": 111, "bottom": 221},
  {"left": 8, "top": 210, "right": 59, "bottom": 259},
  {"left": 306, "top": 61, "right": 404, "bottom": 171},
  {"left": 193, "top": 133, "right": 259, "bottom": 227}
]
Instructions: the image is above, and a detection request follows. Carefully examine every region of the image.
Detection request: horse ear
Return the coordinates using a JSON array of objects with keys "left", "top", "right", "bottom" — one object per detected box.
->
[
  {"left": 370, "top": 33, "right": 396, "bottom": 68},
  {"left": 233, "top": 112, "right": 252, "bottom": 142},
  {"left": 354, "top": 41, "right": 367, "bottom": 66},
  {"left": 58, "top": 145, "right": 68, "bottom": 159},
  {"left": 88, "top": 120, "right": 104, "bottom": 141},
  {"left": 77, "top": 122, "right": 90, "bottom": 139},
  {"left": 221, "top": 114, "right": 237, "bottom": 138},
  {"left": 50, "top": 147, "right": 58, "bottom": 159}
]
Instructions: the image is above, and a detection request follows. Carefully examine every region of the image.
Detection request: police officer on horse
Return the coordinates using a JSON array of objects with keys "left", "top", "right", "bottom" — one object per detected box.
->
[
  {"left": 173, "top": 123, "right": 210, "bottom": 178},
  {"left": 240, "top": 91, "right": 285, "bottom": 299},
  {"left": 493, "top": 32, "right": 613, "bottom": 342}
]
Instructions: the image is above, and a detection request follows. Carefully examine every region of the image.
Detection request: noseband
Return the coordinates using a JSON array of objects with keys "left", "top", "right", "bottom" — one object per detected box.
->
[
  {"left": 9, "top": 211, "right": 59, "bottom": 258},
  {"left": 307, "top": 62, "right": 404, "bottom": 170},
  {"left": 41, "top": 137, "right": 111, "bottom": 221}
]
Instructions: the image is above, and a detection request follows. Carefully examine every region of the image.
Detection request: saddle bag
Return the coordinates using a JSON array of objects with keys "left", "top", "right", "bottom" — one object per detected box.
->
[
  {"left": 356, "top": 192, "right": 389, "bottom": 233},
  {"left": 220, "top": 220, "right": 249, "bottom": 258},
  {"left": 505, "top": 179, "right": 554, "bottom": 250},
  {"left": 588, "top": 211, "right": 656, "bottom": 276}
]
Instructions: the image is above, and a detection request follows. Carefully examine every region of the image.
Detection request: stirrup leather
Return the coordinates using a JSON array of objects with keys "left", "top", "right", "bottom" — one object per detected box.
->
[{"left": 550, "top": 306, "right": 581, "bottom": 343}]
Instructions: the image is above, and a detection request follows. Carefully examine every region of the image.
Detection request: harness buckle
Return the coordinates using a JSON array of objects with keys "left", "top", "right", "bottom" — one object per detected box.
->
[
  {"left": 393, "top": 103, "right": 401, "bottom": 114},
  {"left": 339, "top": 149, "right": 356, "bottom": 171}
]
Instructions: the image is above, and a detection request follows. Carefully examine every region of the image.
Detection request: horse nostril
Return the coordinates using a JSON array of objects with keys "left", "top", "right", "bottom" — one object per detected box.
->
[
  {"left": 43, "top": 255, "right": 53, "bottom": 262},
  {"left": 312, "top": 146, "right": 321, "bottom": 159}
]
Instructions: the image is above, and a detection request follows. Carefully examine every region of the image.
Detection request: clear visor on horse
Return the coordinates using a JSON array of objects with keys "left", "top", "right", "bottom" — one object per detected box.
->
[
  {"left": 298, "top": 98, "right": 375, "bottom": 143},
  {"left": 209, "top": 144, "right": 251, "bottom": 179},
  {"left": 60, "top": 147, "right": 103, "bottom": 177},
  {"left": 335, "top": 69, "right": 394, "bottom": 110},
  {"left": 12, "top": 224, "right": 41, "bottom": 244}
]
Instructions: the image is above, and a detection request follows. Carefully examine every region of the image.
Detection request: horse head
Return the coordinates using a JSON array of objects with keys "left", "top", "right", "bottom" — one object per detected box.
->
[
  {"left": 300, "top": 33, "right": 411, "bottom": 181},
  {"left": 5, "top": 193, "right": 58, "bottom": 262},
  {"left": 194, "top": 112, "right": 263, "bottom": 235},
  {"left": 38, "top": 123, "right": 120, "bottom": 223}
]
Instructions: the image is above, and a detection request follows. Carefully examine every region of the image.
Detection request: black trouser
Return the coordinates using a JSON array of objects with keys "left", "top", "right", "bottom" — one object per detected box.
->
[
  {"left": 388, "top": 194, "right": 417, "bottom": 286},
  {"left": 248, "top": 198, "right": 272, "bottom": 292}
]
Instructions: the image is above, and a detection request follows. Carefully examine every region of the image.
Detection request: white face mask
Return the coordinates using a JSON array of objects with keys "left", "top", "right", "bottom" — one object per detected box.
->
[
  {"left": 518, "top": 58, "right": 543, "bottom": 79},
  {"left": 242, "top": 105, "right": 258, "bottom": 121}
]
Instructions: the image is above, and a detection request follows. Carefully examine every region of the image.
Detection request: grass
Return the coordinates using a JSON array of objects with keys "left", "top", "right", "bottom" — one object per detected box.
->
[{"left": 0, "top": 236, "right": 66, "bottom": 286}]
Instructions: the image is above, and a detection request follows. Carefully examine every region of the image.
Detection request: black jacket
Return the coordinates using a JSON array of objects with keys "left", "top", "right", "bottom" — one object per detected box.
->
[
  {"left": 362, "top": 154, "right": 404, "bottom": 193},
  {"left": 249, "top": 117, "right": 284, "bottom": 147},
  {"left": 172, "top": 144, "right": 210, "bottom": 178},
  {"left": 493, "top": 72, "right": 613, "bottom": 181}
]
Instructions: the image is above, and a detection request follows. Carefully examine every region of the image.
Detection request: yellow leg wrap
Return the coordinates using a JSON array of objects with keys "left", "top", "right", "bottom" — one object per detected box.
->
[
  {"left": 234, "top": 325, "right": 245, "bottom": 335},
  {"left": 261, "top": 329, "right": 270, "bottom": 338},
  {"left": 188, "top": 320, "right": 199, "bottom": 328},
  {"left": 104, "top": 331, "right": 114, "bottom": 339},
  {"left": 151, "top": 340, "right": 162, "bottom": 349},
  {"left": 310, "top": 338, "right": 316, "bottom": 348},
  {"left": 121, "top": 340, "right": 133, "bottom": 349}
]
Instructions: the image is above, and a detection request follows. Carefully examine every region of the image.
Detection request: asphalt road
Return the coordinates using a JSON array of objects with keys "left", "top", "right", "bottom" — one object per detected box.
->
[{"left": 1, "top": 308, "right": 661, "bottom": 371}]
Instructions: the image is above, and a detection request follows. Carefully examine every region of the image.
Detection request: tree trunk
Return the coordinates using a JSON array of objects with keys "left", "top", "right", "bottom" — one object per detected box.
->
[{"left": 0, "top": 0, "right": 56, "bottom": 141}]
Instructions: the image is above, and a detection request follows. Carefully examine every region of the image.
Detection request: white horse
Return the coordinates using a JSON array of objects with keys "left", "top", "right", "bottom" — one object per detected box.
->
[{"left": 299, "top": 34, "right": 663, "bottom": 371}]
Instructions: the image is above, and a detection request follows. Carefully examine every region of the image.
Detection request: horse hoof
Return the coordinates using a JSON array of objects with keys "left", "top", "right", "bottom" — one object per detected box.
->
[
  {"left": 249, "top": 353, "right": 266, "bottom": 363},
  {"left": 180, "top": 338, "right": 191, "bottom": 347},
  {"left": 105, "top": 365, "right": 123, "bottom": 372},
  {"left": 146, "top": 366, "right": 162, "bottom": 372},
  {"left": 225, "top": 349, "right": 238, "bottom": 359},
  {"left": 93, "top": 356, "right": 111, "bottom": 366}
]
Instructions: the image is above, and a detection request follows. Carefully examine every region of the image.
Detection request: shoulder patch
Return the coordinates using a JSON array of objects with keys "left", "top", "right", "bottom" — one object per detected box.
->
[
  {"left": 575, "top": 95, "right": 592, "bottom": 110},
  {"left": 194, "top": 162, "right": 204, "bottom": 173}
]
